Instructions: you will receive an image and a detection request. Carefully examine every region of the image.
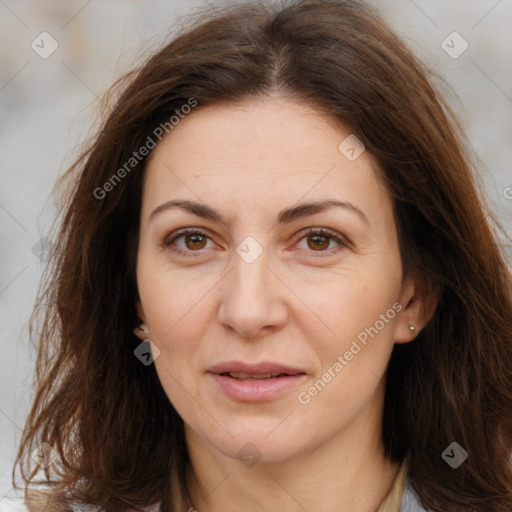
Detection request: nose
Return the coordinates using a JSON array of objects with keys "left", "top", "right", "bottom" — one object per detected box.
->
[{"left": 217, "top": 249, "right": 288, "bottom": 339}]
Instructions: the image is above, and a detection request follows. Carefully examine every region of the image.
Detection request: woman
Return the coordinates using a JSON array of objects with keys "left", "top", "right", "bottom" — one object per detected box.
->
[{"left": 14, "top": 0, "right": 512, "bottom": 511}]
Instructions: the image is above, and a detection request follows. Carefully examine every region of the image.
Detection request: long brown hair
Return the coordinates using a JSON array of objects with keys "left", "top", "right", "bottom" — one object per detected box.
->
[{"left": 14, "top": 0, "right": 512, "bottom": 510}]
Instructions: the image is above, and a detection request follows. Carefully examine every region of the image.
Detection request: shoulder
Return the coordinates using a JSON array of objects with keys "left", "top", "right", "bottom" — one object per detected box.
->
[{"left": 400, "top": 479, "right": 428, "bottom": 511}]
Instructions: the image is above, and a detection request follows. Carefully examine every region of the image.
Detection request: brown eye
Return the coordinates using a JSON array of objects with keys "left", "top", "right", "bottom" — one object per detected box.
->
[
  {"left": 184, "top": 233, "right": 207, "bottom": 250},
  {"left": 307, "top": 234, "right": 330, "bottom": 251},
  {"left": 296, "top": 228, "right": 347, "bottom": 255},
  {"left": 163, "top": 228, "right": 213, "bottom": 256}
]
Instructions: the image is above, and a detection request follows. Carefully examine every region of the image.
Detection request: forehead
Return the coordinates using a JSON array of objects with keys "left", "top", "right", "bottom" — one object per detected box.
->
[{"left": 141, "top": 95, "right": 390, "bottom": 225}]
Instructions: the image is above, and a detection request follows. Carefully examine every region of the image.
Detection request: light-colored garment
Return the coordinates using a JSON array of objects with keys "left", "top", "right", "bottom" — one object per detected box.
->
[{"left": 400, "top": 480, "right": 428, "bottom": 511}]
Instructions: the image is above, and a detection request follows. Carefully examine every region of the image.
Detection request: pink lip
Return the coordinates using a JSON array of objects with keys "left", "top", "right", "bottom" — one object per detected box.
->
[{"left": 207, "top": 361, "right": 307, "bottom": 402}]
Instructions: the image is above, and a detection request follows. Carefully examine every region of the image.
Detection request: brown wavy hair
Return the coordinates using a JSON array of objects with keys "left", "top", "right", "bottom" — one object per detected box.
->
[{"left": 14, "top": 0, "right": 512, "bottom": 510}]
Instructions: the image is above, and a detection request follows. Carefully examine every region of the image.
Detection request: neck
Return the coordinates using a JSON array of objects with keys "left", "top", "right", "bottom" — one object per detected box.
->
[{"left": 182, "top": 389, "right": 400, "bottom": 512}]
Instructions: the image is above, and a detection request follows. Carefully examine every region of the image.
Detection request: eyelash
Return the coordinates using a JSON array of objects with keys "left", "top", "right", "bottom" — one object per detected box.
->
[{"left": 162, "top": 227, "right": 348, "bottom": 258}]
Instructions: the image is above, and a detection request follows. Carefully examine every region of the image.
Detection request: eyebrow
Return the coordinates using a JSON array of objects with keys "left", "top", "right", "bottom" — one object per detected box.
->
[{"left": 148, "top": 199, "right": 369, "bottom": 226}]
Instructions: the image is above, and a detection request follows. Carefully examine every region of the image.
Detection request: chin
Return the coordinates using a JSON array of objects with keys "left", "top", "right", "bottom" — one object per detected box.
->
[{"left": 194, "top": 419, "right": 309, "bottom": 465}]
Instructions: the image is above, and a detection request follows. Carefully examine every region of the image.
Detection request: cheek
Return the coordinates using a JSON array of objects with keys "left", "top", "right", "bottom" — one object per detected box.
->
[
  {"left": 136, "top": 261, "right": 218, "bottom": 412},
  {"left": 145, "top": 279, "right": 210, "bottom": 417},
  {"left": 288, "top": 270, "right": 401, "bottom": 416},
  {"left": 295, "top": 283, "right": 399, "bottom": 422},
  {"left": 286, "top": 261, "right": 402, "bottom": 357},
  {"left": 137, "top": 253, "right": 219, "bottom": 343}
]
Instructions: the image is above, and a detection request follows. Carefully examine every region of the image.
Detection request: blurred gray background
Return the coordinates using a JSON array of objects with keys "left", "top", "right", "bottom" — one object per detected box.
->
[{"left": 1, "top": 1, "right": 511, "bottom": 510}]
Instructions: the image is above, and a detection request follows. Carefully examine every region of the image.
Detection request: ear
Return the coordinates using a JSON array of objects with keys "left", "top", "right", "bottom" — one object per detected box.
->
[
  {"left": 394, "top": 271, "right": 439, "bottom": 344},
  {"left": 133, "top": 299, "right": 149, "bottom": 341}
]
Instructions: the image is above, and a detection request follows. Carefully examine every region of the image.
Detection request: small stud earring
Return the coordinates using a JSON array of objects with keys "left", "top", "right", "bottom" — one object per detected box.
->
[
  {"left": 134, "top": 325, "right": 149, "bottom": 335},
  {"left": 408, "top": 325, "right": 416, "bottom": 335}
]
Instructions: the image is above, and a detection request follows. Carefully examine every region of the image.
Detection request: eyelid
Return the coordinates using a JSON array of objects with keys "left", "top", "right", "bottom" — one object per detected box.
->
[{"left": 163, "top": 227, "right": 210, "bottom": 245}]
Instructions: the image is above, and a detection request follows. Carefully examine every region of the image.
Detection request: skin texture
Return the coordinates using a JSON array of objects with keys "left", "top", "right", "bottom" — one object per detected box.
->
[{"left": 134, "top": 95, "right": 433, "bottom": 512}]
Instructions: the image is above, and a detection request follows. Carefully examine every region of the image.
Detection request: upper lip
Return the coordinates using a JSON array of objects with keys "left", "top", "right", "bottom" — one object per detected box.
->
[{"left": 208, "top": 361, "right": 306, "bottom": 376}]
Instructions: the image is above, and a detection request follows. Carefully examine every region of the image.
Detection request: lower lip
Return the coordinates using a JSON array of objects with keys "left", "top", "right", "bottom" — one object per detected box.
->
[{"left": 208, "top": 372, "right": 307, "bottom": 402}]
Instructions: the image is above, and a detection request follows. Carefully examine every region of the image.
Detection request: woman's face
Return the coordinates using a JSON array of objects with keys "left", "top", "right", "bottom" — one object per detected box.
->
[{"left": 135, "top": 96, "right": 417, "bottom": 463}]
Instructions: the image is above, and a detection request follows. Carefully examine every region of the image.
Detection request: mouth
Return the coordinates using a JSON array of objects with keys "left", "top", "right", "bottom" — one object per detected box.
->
[{"left": 207, "top": 362, "right": 307, "bottom": 402}]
